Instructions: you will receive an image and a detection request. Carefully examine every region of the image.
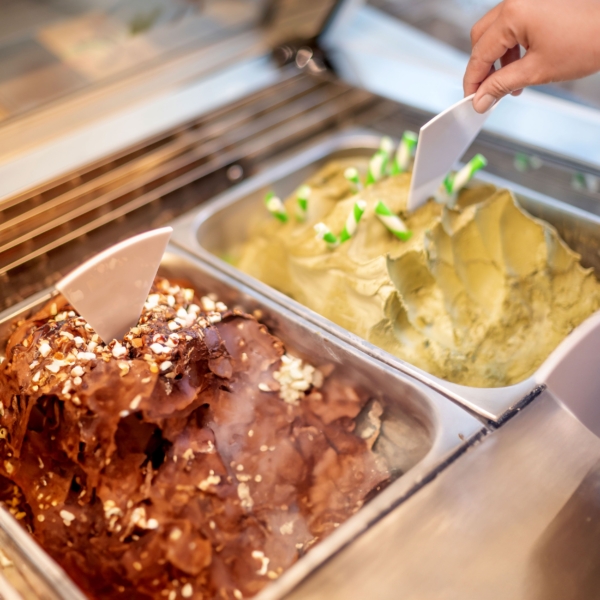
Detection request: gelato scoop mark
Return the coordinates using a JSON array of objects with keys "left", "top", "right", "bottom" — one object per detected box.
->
[
  {"left": 236, "top": 160, "right": 600, "bottom": 388},
  {"left": 0, "top": 278, "right": 389, "bottom": 599}
]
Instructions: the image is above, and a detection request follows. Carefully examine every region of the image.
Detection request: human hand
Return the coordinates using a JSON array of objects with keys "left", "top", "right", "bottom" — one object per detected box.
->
[{"left": 464, "top": 0, "right": 600, "bottom": 113}]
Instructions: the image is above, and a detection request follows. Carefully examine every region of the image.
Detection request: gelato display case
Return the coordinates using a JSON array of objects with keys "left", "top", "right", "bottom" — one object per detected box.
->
[{"left": 2, "top": 1, "right": 600, "bottom": 598}]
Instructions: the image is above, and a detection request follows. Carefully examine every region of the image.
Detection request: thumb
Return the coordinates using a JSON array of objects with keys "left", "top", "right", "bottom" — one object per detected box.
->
[{"left": 473, "top": 54, "right": 541, "bottom": 113}]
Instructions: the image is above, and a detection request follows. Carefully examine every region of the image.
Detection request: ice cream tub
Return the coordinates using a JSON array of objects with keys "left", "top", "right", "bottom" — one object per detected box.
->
[
  {"left": 0, "top": 245, "right": 483, "bottom": 600},
  {"left": 170, "top": 129, "right": 600, "bottom": 422}
]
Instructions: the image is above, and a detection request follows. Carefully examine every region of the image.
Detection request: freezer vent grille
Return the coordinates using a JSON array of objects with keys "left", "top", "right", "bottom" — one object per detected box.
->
[{"left": 0, "top": 68, "right": 386, "bottom": 310}]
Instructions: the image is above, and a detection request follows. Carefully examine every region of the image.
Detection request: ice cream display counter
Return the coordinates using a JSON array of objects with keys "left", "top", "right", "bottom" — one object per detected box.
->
[{"left": 2, "top": 1, "right": 600, "bottom": 598}]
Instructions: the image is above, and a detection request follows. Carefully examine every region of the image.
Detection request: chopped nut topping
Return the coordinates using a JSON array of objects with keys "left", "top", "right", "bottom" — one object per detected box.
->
[
  {"left": 280, "top": 521, "right": 294, "bottom": 535},
  {"left": 237, "top": 483, "right": 253, "bottom": 510},
  {"left": 118, "top": 362, "right": 130, "bottom": 376},
  {"left": 273, "top": 354, "right": 321, "bottom": 405},
  {"left": 45, "top": 359, "right": 68, "bottom": 374},
  {"left": 150, "top": 343, "right": 169, "bottom": 355},
  {"left": 60, "top": 510, "right": 75, "bottom": 526},
  {"left": 200, "top": 296, "right": 215, "bottom": 312},
  {"left": 129, "top": 395, "right": 142, "bottom": 410},
  {"left": 112, "top": 342, "right": 127, "bottom": 359},
  {"left": 198, "top": 474, "right": 221, "bottom": 491},
  {"left": 71, "top": 365, "right": 84, "bottom": 377},
  {"left": 251, "top": 550, "right": 269, "bottom": 576}
]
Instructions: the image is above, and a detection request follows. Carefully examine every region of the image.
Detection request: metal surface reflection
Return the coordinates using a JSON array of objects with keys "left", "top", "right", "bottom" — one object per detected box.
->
[
  {"left": 528, "top": 457, "right": 600, "bottom": 600},
  {"left": 285, "top": 392, "right": 600, "bottom": 599}
]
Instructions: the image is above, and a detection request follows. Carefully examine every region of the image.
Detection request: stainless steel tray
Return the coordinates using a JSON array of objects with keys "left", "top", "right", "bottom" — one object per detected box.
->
[
  {"left": 170, "top": 128, "right": 600, "bottom": 422},
  {"left": 0, "top": 245, "right": 483, "bottom": 600}
]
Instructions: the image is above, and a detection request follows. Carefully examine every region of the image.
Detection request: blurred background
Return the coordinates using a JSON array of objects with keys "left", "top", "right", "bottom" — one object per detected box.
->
[
  {"left": 370, "top": 0, "right": 600, "bottom": 108},
  {"left": 1, "top": 0, "right": 600, "bottom": 123},
  {"left": 0, "top": 0, "right": 267, "bottom": 120}
]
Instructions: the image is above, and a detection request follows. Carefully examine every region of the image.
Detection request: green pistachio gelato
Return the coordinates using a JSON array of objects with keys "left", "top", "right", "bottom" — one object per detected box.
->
[{"left": 236, "top": 159, "right": 600, "bottom": 387}]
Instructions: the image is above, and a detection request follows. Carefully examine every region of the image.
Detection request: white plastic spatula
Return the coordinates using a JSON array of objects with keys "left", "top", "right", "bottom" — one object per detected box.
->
[
  {"left": 407, "top": 93, "right": 497, "bottom": 212},
  {"left": 56, "top": 227, "right": 172, "bottom": 343},
  {"left": 536, "top": 310, "right": 600, "bottom": 438}
]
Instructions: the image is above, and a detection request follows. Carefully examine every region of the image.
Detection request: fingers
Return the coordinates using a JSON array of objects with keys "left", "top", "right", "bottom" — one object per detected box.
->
[
  {"left": 463, "top": 16, "right": 519, "bottom": 96},
  {"left": 470, "top": 2, "right": 503, "bottom": 48},
  {"left": 501, "top": 44, "right": 522, "bottom": 95},
  {"left": 473, "top": 54, "right": 541, "bottom": 112},
  {"left": 500, "top": 44, "right": 521, "bottom": 68}
]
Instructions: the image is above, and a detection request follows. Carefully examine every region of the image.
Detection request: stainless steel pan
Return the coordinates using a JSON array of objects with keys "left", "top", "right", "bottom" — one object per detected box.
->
[
  {"left": 170, "top": 129, "right": 600, "bottom": 421},
  {"left": 0, "top": 245, "right": 483, "bottom": 599}
]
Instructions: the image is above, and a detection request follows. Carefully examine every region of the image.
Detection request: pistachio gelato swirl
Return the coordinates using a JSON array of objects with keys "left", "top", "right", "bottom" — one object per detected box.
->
[{"left": 236, "top": 159, "right": 600, "bottom": 387}]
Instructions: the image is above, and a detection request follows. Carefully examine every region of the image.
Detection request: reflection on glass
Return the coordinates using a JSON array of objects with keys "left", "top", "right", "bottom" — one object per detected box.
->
[{"left": 0, "top": 0, "right": 266, "bottom": 121}]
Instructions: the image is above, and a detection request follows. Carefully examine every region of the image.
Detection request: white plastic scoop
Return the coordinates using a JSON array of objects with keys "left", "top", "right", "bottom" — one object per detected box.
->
[
  {"left": 56, "top": 227, "right": 172, "bottom": 343},
  {"left": 408, "top": 93, "right": 496, "bottom": 212},
  {"left": 536, "top": 310, "right": 600, "bottom": 439}
]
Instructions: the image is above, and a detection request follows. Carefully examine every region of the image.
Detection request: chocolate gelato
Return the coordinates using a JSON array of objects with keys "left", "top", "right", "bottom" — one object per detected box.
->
[{"left": 0, "top": 278, "right": 389, "bottom": 599}]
